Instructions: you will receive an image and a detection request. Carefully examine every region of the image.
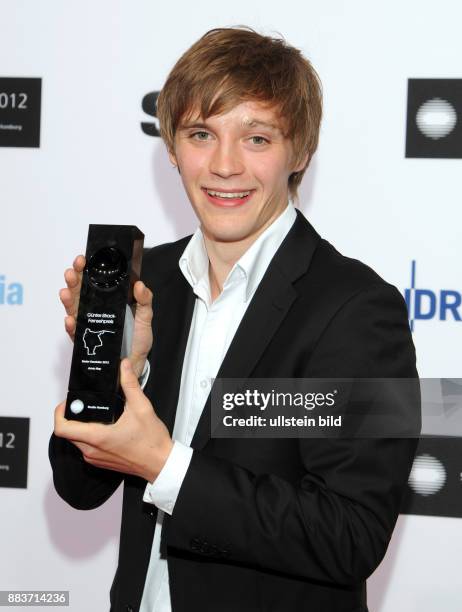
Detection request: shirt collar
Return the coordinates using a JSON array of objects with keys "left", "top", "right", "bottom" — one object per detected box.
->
[
  {"left": 179, "top": 202, "right": 297, "bottom": 304},
  {"left": 179, "top": 229, "right": 211, "bottom": 304}
]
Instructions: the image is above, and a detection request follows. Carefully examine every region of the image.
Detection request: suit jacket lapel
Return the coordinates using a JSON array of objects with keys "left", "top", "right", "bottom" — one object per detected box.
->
[{"left": 191, "top": 210, "right": 321, "bottom": 450}]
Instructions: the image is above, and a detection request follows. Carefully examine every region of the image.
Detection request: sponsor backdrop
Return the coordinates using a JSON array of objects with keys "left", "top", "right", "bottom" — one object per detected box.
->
[{"left": 0, "top": 1, "right": 460, "bottom": 610}]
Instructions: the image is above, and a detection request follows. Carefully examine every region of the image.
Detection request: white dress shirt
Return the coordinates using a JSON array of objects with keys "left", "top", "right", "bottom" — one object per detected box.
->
[{"left": 139, "top": 202, "right": 297, "bottom": 612}]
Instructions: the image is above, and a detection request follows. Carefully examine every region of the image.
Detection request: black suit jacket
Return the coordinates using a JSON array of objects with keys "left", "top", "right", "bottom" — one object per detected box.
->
[{"left": 49, "top": 210, "right": 420, "bottom": 612}]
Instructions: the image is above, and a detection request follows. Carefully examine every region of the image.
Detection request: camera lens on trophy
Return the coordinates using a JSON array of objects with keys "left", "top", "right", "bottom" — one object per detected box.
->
[{"left": 87, "top": 246, "right": 128, "bottom": 289}]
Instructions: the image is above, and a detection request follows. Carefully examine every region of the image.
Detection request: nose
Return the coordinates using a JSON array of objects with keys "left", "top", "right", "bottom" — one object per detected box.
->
[{"left": 209, "top": 140, "right": 244, "bottom": 178}]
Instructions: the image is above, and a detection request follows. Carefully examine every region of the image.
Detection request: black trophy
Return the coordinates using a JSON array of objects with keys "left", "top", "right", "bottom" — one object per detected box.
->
[{"left": 64, "top": 225, "right": 144, "bottom": 423}]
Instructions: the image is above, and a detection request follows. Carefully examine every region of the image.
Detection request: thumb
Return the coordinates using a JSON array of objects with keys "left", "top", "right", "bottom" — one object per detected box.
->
[{"left": 120, "top": 358, "right": 142, "bottom": 401}]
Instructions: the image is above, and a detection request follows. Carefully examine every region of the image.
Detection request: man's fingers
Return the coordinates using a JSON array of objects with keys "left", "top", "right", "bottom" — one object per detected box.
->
[
  {"left": 64, "top": 315, "right": 76, "bottom": 338},
  {"left": 133, "top": 282, "right": 153, "bottom": 323},
  {"left": 63, "top": 255, "right": 85, "bottom": 295},
  {"left": 73, "top": 254, "right": 86, "bottom": 272},
  {"left": 54, "top": 401, "right": 106, "bottom": 445},
  {"left": 54, "top": 401, "right": 66, "bottom": 422},
  {"left": 72, "top": 441, "right": 125, "bottom": 471},
  {"left": 59, "top": 287, "right": 77, "bottom": 315},
  {"left": 134, "top": 281, "right": 152, "bottom": 306},
  {"left": 64, "top": 267, "right": 80, "bottom": 289},
  {"left": 120, "top": 358, "right": 143, "bottom": 401},
  {"left": 72, "top": 440, "right": 93, "bottom": 456},
  {"left": 60, "top": 255, "right": 85, "bottom": 322}
]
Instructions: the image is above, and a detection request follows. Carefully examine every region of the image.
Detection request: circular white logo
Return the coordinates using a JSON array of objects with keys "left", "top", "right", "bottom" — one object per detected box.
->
[
  {"left": 70, "top": 399, "right": 85, "bottom": 415},
  {"left": 415, "top": 98, "right": 457, "bottom": 140},
  {"left": 408, "top": 453, "right": 446, "bottom": 496}
]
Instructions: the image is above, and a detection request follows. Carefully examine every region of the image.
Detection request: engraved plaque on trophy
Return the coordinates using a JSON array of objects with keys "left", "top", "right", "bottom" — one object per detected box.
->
[{"left": 64, "top": 225, "right": 144, "bottom": 423}]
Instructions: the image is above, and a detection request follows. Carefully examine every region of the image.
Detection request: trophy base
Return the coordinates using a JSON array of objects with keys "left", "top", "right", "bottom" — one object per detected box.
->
[{"left": 65, "top": 390, "right": 125, "bottom": 424}]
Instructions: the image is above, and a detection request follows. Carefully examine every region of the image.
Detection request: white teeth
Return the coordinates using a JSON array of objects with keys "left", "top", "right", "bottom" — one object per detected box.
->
[{"left": 207, "top": 190, "right": 251, "bottom": 198}]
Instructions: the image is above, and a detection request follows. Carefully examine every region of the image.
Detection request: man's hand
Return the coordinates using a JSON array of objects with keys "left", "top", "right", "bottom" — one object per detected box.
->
[
  {"left": 59, "top": 254, "right": 153, "bottom": 378},
  {"left": 54, "top": 359, "right": 173, "bottom": 482},
  {"left": 60, "top": 255, "right": 86, "bottom": 341},
  {"left": 128, "top": 280, "right": 153, "bottom": 379}
]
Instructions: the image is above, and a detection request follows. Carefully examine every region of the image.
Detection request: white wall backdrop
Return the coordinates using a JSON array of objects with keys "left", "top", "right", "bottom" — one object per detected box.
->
[{"left": 0, "top": 1, "right": 460, "bottom": 610}]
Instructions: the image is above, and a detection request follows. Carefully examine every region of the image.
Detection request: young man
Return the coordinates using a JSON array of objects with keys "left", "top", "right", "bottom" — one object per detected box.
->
[{"left": 50, "top": 27, "right": 419, "bottom": 612}]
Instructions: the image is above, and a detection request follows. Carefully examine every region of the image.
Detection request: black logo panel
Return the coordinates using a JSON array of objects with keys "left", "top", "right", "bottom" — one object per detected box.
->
[
  {"left": 0, "top": 77, "right": 41, "bottom": 148},
  {"left": 401, "top": 436, "right": 462, "bottom": 518},
  {"left": 0, "top": 417, "right": 30, "bottom": 488},
  {"left": 406, "top": 79, "right": 462, "bottom": 158}
]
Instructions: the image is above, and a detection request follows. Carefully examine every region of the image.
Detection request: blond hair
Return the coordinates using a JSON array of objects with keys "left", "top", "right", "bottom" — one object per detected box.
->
[{"left": 157, "top": 27, "right": 322, "bottom": 198}]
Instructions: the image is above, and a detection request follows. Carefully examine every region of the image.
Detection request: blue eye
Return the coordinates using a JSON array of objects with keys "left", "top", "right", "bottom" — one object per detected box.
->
[
  {"left": 251, "top": 136, "right": 268, "bottom": 145},
  {"left": 192, "top": 131, "right": 210, "bottom": 140}
]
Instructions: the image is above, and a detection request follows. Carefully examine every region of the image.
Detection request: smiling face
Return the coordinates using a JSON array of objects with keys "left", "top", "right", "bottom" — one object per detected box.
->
[{"left": 169, "top": 100, "right": 308, "bottom": 246}]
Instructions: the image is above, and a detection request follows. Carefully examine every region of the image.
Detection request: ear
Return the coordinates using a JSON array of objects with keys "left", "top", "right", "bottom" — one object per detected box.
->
[
  {"left": 292, "top": 152, "right": 310, "bottom": 173},
  {"left": 168, "top": 148, "right": 178, "bottom": 167}
]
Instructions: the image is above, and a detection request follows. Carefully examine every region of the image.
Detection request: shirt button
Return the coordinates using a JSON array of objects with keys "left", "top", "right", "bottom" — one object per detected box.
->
[{"left": 200, "top": 379, "right": 208, "bottom": 389}]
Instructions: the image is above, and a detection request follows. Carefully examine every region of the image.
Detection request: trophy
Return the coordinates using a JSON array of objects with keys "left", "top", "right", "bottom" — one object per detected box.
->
[{"left": 64, "top": 225, "right": 144, "bottom": 423}]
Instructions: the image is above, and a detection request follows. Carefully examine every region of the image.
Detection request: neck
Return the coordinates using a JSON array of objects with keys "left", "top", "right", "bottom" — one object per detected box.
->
[
  {"left": 203, "top": 203, "right": 288, "bottom": 302},
  {"left": 205, "top": 234, "right": 254, "bottom": 302}
]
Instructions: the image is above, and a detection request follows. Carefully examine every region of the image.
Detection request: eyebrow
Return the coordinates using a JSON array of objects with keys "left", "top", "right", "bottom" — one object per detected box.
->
[
  {"left": 178, "top": 120, "right": 209, "bottom": 131},
  {"left": 178, "top": 117, "right": 283, "bottom": 134},
  {"left": 240, "top": 118, "right": 281, "bottom": 133}
]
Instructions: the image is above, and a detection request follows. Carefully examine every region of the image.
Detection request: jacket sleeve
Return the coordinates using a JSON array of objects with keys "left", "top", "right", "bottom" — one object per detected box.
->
[
  {"left": 49, "top": 433, "right": 123, "bottom": 510},
  {"left": 165, "top": 283, "right": 421, "bottom": 586},
  {"left": 48, "top": 362, "right": 152, "bottom": 508}
]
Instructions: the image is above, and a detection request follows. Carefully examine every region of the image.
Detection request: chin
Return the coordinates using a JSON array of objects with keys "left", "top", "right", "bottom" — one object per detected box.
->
[
  {"left": 202, "top": 220, "right": 255, "bottom": 244},
  {"left": 205, "top": 228, "right": 250, "bottom": 244}
]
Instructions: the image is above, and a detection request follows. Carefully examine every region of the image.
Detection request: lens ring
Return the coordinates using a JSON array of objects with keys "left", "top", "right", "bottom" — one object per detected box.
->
[{"left": 87, "top": 246, "right": 128, "bottom": 289}]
